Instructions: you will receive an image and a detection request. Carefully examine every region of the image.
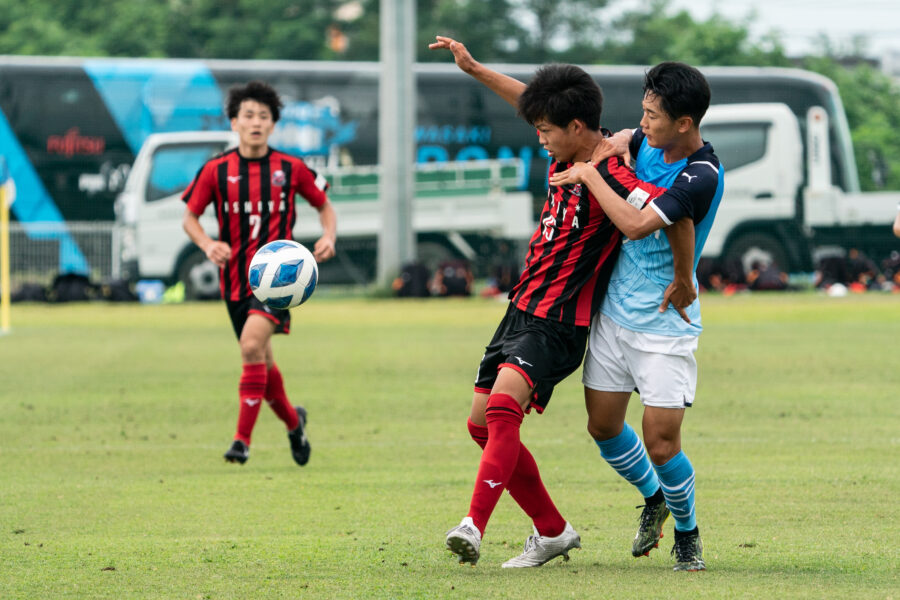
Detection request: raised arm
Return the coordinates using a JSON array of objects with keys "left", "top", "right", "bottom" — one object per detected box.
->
[{"left": 428, "top": 36, "right": 525, "bottom": 108}]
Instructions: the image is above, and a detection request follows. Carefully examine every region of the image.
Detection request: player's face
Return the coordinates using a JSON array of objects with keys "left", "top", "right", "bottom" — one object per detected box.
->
[
  {"left": 639, "top": 92, "right": 680, "bottom": 149},
  {"left": 535, "top": 118, "right": 578, "bottom": 163},
  {"left": 231, "top": 99, "right": 275, "bottom": 155}
]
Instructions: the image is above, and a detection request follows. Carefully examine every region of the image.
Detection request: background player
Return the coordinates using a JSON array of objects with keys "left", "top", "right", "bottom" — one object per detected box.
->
[
  {"left": 430, "top": 36, "right": 677, "bottom": 568},
  {"left": 550, "top": 62, "right": 723, "bottom": 571},
  {"left": 182, "top": 81, "right": 337, "bottom": 466}
]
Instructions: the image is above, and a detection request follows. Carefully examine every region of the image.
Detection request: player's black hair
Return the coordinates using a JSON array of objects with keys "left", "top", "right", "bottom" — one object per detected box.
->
[
  {"left": 226, "top": 80, "right": 283, "bottom": 122},
  {"left": 518, "top": 64, "right": 602, "bottom": 130},
  {"left": 643, "top": 62, "right": 710, "bottom": 126}
]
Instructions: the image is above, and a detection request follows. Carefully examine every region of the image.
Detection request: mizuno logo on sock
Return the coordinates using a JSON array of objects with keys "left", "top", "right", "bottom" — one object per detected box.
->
[
  {"left": 483, "top": 479, "right": 503, "bottom": 488},
  {"left": 244, "top": 398, "right": 261, "bottom": 407}
]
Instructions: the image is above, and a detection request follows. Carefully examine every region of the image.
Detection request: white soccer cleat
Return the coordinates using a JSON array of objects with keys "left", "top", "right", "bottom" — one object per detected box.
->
[
  {"left": 501, "top": 522, "right": 581, "bottom": 568},
  {"left": 445, "top": 516, "right": 482, "bottom": 566}
]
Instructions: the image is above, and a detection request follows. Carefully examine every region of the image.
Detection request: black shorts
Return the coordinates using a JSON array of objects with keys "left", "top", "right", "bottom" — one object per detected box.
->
[
  {"left": 225, "top": 296, "right": 291, "bottom": 340},
  {"left": 474, "top": 304, "right": 589, "bottom": 413}
]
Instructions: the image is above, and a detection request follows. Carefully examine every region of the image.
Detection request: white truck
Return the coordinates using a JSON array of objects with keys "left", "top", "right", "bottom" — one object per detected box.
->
[
  {"left": 700, "top": 102, "right": 899, "bottom": 275},
  {"left": 114, "top": 131, "right": 534, "bottom": 298}
]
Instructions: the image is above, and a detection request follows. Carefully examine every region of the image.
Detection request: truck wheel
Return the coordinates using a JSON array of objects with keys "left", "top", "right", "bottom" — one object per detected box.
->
[
  {"left": 178, "top": 251, "right": 220, "bottom": 300},
  {"left": 724, "top": 232, "right": 790, "bottom": 276}
]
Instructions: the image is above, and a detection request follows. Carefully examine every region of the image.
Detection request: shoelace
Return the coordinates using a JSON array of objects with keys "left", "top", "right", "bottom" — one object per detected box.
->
[
  {"left": 521, "top": 534, "right": 543, "bottom": 554},
  {"left": 459, "top": 525, "right": 477, "bottom": 538},
  {"left": 670, "top": 535, "right": 695, "bottom": 561},
  {"left": 636, "top": 503, "right": 661, "bottom": 529},
  {"left": 447, "top": 524, "right": 478, "bottom": 539}
]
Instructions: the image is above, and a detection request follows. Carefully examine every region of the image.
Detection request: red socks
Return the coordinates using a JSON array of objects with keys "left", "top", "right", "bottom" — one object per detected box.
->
[
  {"left": 466, "top": 416, "right": 566, "bottom": 538},
  {"left": 467, "top": 393, "right": 568, "bottom": 537},
  {"left": 467, "top": 394, "right": 523, "bottom": 533},
  {"left": 466, "top": 418, "right": 489, "bottom": 448},
  {"left": 265, "top": 364, "right": 300, "bottom": 431},
  {"left": 235, "top": 362, "right": 267, "bottom": 444},
  {"left": 236, "top": 363, "right": 300, "bottom": 444}
]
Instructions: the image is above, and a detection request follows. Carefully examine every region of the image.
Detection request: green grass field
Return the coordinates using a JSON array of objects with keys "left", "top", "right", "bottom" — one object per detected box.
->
[{"left": 1, "top": 293, "right": 898, "bottom": 599}]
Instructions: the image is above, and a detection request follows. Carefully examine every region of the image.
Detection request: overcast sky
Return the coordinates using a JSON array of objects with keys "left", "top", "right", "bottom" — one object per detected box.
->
[{"left": 614, "top": 0, "right": 900, "bottom": 58}]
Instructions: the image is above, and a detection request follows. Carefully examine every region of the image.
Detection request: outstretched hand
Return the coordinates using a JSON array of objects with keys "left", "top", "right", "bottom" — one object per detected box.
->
[
  {"left": 592, "top": 130, "right": 632, "bottom": 166},
  {"left": 547, "top": 162, "right": 596, "bottom": 187},
  {"left": 428, "top": 36, "right": 478, "bottom": 73},
  {"left": 591, "top": 135, "right": 628, "bottom": 165}
]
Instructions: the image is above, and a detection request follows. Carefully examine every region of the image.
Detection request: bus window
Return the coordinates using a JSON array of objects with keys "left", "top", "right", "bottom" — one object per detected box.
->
[
  {"left": 700, "top": 122, "right": 769, "bottom": 171},
  {"left": 147, "top": 143, "right": 229, "bottom": 203}
]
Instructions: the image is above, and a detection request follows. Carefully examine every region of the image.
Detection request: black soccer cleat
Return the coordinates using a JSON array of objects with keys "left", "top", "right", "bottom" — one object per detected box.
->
[
  {"left": 671, "top": 528, "right": 706, "bottom": 571},
  {"left": 288, "top": 406, "right": 311, "bottom": 466},
  {"left": 632, "top": 501, "right": 670, "bottom": 557},
  {"left": 224, "top": 439, "right": 249, "bottom": 464}
]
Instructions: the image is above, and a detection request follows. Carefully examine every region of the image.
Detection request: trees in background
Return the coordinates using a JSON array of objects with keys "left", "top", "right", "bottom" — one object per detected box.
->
[
  {"left": 804, "top": 56, "right": 900, "bottom": 190},
  {"left": 1, "top": 0, "right": 897, "bottom": 189}
]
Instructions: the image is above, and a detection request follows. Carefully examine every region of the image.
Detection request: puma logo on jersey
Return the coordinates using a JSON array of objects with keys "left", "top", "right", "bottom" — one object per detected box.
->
[
  {"left": 228, "top": 175, "right": 242, "bottom": 184},
  {"left": 483, "top": 480, "right": 503, "bottom": 488},
  {"left": 681, "top": 172, "right": 698, "bottom": 183}
]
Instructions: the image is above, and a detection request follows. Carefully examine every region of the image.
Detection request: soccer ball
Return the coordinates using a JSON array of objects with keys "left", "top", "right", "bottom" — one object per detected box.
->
[{"left": 248, "top": 240, "right": 318, "bottom": 309}]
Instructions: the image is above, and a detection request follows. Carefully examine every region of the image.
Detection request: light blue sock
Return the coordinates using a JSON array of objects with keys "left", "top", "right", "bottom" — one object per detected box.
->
[
  {"left": 595, "top": 423, "right": 660, "bottom": 498},
  {"left": 654, "top": 451, "right": 697, "bottom": 532}
]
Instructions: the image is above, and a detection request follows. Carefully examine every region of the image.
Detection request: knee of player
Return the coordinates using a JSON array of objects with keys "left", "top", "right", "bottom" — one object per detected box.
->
[
  {"left": 586, "top": 418, "right": 618, "bottom": 441},
  {"left": 239, "top": 339, "right": 267, "bottom": 363},
  {"left": 646, "top": 440, "right": 680, "bottom": 465}
]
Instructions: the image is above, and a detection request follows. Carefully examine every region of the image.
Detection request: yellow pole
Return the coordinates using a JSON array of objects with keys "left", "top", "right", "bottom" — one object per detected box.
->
[{"left": 1, "top": 180, "right": 9, "bottom": 334}]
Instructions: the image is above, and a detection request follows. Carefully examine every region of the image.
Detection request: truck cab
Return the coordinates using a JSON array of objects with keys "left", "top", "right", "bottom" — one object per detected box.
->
[
  {"left": 115, "top": 131, "right": 236, "bottom": 298},
  {"left": 700, "top": 103, "right": 806, "bottom": 273},
  {"left": 701, "top": 102, "right": 899, "bottom": 275}
]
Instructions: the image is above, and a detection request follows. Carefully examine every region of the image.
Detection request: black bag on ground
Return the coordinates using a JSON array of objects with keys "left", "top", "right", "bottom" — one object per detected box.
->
[
  {"left": 48, "top": 273, "right": 97, "bottom": 302},
  {"left": 100, "top": 279, "right": 139, "bottom": 302},
  {"left": 11, "top": 283, "right": 48, "bottom": 302}
]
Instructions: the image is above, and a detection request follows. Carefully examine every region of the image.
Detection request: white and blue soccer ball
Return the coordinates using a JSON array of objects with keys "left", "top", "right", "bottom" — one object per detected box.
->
[{"left": 248, "top": 240, "right": 318, "bottom": 309}]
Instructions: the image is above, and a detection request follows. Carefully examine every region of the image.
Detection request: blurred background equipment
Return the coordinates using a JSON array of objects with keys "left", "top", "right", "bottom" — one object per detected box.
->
[{"left": 1, "top": 0, "right": 899, "bottom": 298}]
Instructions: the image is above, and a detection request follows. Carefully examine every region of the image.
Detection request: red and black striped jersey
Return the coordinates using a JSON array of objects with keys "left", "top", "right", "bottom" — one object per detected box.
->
[
  {"left": 509, "top": 157, "right": 666, "bottom": 326},
  {"left": 182, "top": 147, "right": 329, "bottom": 301}
]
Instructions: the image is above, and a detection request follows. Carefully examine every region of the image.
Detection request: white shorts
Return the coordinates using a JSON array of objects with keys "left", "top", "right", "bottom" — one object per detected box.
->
[{"left": 582, "top": 313, "right": 698, "bottom": 408}]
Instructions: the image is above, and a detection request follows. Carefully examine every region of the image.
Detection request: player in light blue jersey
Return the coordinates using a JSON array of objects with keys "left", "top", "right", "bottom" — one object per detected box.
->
[{"left": 549, "top": 61, "right": 723, "bottom": 572}]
